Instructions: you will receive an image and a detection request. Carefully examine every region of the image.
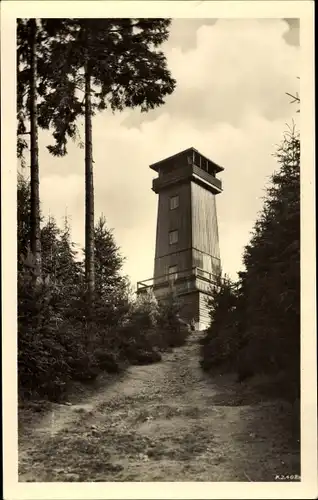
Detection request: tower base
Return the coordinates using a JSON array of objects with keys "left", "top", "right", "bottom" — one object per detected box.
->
[
  {"left": 175, "top": 290, "right": 211, "bottom": 331},
  {"left": 137, "top": 267, "right": 217, "bottom": 331},
  {"left": 152, "top": 289, "right": 211, "bottom": 331}
]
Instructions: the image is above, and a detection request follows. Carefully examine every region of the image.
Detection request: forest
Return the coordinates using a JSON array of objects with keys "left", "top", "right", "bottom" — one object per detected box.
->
[
  {"left": 201, "top": 123, "right": 300, "bottom": 406},
  {"left": 17, "top": 18, "right": 300, "bottom": 415},
  {"left": 17, "top": 18, "right": 188, "bottom": 402}
]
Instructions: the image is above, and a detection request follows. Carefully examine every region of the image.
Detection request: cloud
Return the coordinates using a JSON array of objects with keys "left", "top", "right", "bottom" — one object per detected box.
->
[
  {"left": 124, "top": 18, "right": 299, "bottom": 129},
  {"left": 164, "top": 18, "right": 218, "bottom": 52},
  {"left": 37, "top": 18, "right": 299, "bottom": 286}
]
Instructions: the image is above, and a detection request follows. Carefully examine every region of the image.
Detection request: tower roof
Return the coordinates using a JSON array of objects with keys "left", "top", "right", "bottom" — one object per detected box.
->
[{"left": 149, "top": 147, "right": 224, "bottom": 174}]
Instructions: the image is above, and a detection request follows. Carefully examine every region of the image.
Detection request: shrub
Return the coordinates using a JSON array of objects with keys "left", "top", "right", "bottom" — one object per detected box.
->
[
  {"left": 18, "top": 268, "right": 71, "bottom": 401},
  {"left": 18, "top": 217, "right": 187, "bottom": 403},
  {"left": 200, "top": 277, "right": 242, "bottom": 372},
  {"left": 157, "top": 291, "right": 190, "bottom": 348}
]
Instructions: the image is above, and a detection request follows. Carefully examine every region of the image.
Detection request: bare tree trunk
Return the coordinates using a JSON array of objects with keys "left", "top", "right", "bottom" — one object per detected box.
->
[
  {"left": 29, "top": 18, "right": 41, "bottom": 282},
  {"left": 84, "top": 57, "right": 95, "bottom": 310}
]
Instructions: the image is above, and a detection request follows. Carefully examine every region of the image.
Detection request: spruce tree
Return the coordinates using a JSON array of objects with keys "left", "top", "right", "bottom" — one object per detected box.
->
[
  {"left": 242, "top": 124, "right": 300, "bottom": 383},
  {"left": 94, "top": 215, "right": 124, "bottom": 297},
  {"left": 93, "top": 215, "right": 129, "bottom": 327},
  {"left": 201, "top": 120, "right": 300, "bottom": 392},
  {"left": 40, "top": 216, "right": 60, "bottom": 280},
  {"left": 57, "top": 217, "right": 84, "bottom": 292}
]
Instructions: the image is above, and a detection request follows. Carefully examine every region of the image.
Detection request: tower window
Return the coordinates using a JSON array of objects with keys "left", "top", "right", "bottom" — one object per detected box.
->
[
  {"left": 169, "top": 230, "right": 178, "bottom": 245},
  {"left": 169, "top": 195, "right": 179, "bottom": 210},
  {"left": 168, "top": 265, "right": 178, "bottom": 281}
]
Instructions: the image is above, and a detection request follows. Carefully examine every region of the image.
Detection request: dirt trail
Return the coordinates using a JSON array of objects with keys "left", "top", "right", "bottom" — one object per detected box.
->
[{"left": 18, "top": 333, "right": 299, "bottom": 482}]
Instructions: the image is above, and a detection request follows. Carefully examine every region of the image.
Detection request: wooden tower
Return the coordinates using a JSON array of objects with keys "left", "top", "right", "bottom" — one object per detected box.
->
[{"left": 137, "top": 147, "right": 224, "bottom": 330}]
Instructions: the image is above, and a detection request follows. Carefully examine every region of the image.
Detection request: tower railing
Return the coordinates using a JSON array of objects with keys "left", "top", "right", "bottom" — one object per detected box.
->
[
  {"left": 152, "top": 163, "right": 222, "bottom": 195},
  {"left": 192, "top": 164, "right": 222, "bottom": 191},
  {"left": 136, "top": 267, "right": 220, "bottom": 296}
]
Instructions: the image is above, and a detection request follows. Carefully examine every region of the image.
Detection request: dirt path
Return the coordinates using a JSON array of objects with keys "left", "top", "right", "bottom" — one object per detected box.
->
[{"left": 18, "top": 333, "right": 300, "bottom": 482}]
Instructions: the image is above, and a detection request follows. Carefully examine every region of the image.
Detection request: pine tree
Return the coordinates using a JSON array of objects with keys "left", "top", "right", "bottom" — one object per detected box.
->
[
  {"left": 17, "top": 173, "right": 31, "bottom": 267},
  {"left": 17, "top": 19, "right": 65, "bottom": 280},
  {"left": 38, "top": 18, "right": 176, "bottom": 307},
  {"left": 17, "top": 19, "right": 45, "bottom": 280}
]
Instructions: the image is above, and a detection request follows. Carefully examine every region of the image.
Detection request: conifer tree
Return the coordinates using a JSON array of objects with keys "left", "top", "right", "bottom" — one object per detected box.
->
[
  {"left": 201, "top": 104, "right": 300, "bottom": 393},
  {"left": 17, "top": 173, "right": 31, "bottom": 266},
  {"left": 94, "top": 215, "right": 124, "bottom": 298},
  {"left": 93, "top": 215, "right": 129, "bottom": 327},
  {"left": 40, "top": 216, "right": 60, "bottom": 280},
  {"left": 17, "top": 19, "right": 63, "bottom": 280},
  {"left": 241, "top": 124, "right": 300, "bottom": 382},
  {"left": 38, "top": 18, "right": 176, "bottom": 307},
  {"left": 17, "top": 19, "right": 45, "bottom": 279},
  {"left": 57, "top": 217, "right": 84, "bottom": 292}
]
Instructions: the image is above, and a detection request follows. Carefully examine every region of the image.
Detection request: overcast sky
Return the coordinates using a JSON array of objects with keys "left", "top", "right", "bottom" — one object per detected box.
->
[{"left": 36, "top": 18, "right": 300, "bottom": 288}]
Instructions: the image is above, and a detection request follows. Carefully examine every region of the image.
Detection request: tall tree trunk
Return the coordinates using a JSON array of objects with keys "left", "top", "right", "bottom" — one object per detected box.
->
[
  {"left": 29, "top": 18, "right": 41, "bottom": 281},
  {"left": 84, "top": 58, "right": 95, "bottom": 309}
]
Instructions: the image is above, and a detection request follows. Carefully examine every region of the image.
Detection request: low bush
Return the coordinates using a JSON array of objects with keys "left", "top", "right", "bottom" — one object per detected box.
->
[
  {"left": 17, "top": 198, "right": 187, "bottom": 403},
  {"left": 18, "top": 272, "right": 184, "bottom": 402},
  {"left": 157, "top": 291, "right": 190, "bottom": 348}
]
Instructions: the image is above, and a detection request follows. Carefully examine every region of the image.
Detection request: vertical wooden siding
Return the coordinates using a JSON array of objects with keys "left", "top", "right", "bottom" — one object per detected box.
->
[
  {"left": 154, "top": 182, "right": 192, "bottom": 278},
  {"left": 154, "top": 249, "right": 192, "bottom": 278},
  {"left": 199, "top": 292, "right": 211, "bottom": 328},
  {"left": 152, "top": 170, "right": 221, "bottom": 327},
  {"left": 191, "top": 182, "right": 221, "bottom": 260},
  {"left": 154, "top": 180, "right": 221, "bottom": 278}
]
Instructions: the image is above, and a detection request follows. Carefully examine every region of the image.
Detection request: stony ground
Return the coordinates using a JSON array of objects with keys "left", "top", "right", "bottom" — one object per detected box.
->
[{"left": 18, "top": 333, "right": 300, "bottom": 482}]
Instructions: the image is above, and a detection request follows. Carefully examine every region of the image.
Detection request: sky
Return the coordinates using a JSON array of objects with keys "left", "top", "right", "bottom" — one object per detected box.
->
[{"left": 34, "top": 18, "right": 300, "bottom": 289}]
